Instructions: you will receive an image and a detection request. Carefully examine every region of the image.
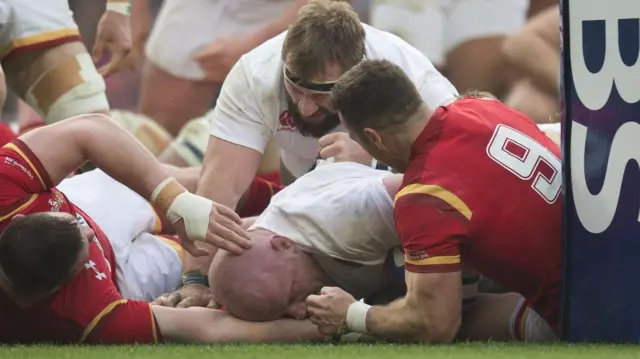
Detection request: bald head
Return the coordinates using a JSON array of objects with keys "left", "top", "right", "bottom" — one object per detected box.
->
[{"left": 209, "top": 233, "right": 296, "bottom": 321}]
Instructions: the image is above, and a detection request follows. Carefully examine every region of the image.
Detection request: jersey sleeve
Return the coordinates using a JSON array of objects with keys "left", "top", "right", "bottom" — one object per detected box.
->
[
  {"left": 0, "top": 140, "right": 55, "bottom": 219},
  {"left": 394, "top": 181, "right": 470, "bottom": 274},
  {"left": 82, "top": 299, "right": 161, "bottom": 344},
  {"left": 209, "top": 58, "right": 272, "bottom": 154}
]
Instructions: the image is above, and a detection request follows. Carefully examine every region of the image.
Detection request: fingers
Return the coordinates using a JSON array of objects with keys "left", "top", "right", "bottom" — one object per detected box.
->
[
  {"left": 207, "top": 233, "right": 245, "bottom": 255},
  {"left": 317, "top": 133, "right": 340, "bottom": 148},
  {"left": 320, "top": 286, "right": 335, "bottom": 295},
  {"left": 180, "top": 238, "right": 210, "bottom": 257},
  {"left": 214, "top": 203, "right": 243, "bottom": 225},
  {"left": 306, "top": 294, "right": 323, "bottom": 308},
  {"left": 206, "top": 297, "right": 220, "bottom": 309},
  {"left": 92, "top": 40, "right": 105, "bottom": 63},
  {"left": 318, "top": 143, "right": 341, "bottom": 160},
  {"left": 99, "top": 49, "right": 126, "bottom": 77},
  {"left": 209, "top": 219, "right": 252, "bottom": 250},
  {"left": 150, "top": 293, "right": 171, "bottom": 306},
  {"left": 176, "top": 295, "right": 205, "bottom": 309}
]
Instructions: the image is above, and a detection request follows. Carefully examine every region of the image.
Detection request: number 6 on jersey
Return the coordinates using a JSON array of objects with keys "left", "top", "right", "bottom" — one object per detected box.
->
[{"left": 486, "top": 125, "right": 562, "bottom": 204}]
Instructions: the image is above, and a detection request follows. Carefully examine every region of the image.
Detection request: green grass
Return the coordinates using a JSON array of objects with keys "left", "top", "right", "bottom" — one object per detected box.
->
[{"left": 2, "top": 343, "right": 640, "bottom": 359}]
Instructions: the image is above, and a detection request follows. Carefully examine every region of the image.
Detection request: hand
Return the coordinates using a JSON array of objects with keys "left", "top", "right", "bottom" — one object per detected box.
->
[
  {"left": 172, "top": 199, "right": 251, "bottom": 257},
  {"left": 93, "top": 11, "right": 137, "bottom": 77},
  {"left": 318, "top": 133, "right": 373, "bottom": 165},
  {"left": 306, "top": 287, "right": 356, "bottom": 335},
  {"left": 151, "top": 284, "right": 219, "bottom": 308},
  {"left": 193, "top": 35, "right": 256, "bottom": 82}
]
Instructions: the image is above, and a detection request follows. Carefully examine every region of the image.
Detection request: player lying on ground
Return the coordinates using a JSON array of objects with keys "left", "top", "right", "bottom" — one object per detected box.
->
[
  {"left": 0, "top": 114, "right": 318, "bottom": 344},
  {"left": 305, "top": 59, "right": 562, "bottom": 343},
  {"left": 155, "top": 160, "right": 554, "bottom": 342}
]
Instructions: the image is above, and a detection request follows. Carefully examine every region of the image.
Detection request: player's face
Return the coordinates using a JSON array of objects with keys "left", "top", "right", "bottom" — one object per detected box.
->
[{"left": 283, "top": 63, "right": 341, "bottom": 138}]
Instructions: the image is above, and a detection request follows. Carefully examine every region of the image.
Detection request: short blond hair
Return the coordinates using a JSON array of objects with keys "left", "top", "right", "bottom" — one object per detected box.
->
[{"left": 282, "top": 0, "right": 365, "bottom": 80}]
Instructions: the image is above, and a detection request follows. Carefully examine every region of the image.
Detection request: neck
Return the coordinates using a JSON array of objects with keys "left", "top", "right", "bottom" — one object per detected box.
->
[
  {"left": 296, "top": 251, "right": 334, "bottom": 288},
  {"left": 388, "top": 104, "right": 433, "bottom": 167}
]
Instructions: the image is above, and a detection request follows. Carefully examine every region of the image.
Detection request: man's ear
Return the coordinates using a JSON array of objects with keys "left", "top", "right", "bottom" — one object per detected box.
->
[
  {"left": 270, "top": 235, "right": 296, "bottom": 251},
  {"left": 11, "top": 214, "right": 25, "bottom": 221},
  {"left": 363, "top": 128, "right": 384, "bottom": 149}
]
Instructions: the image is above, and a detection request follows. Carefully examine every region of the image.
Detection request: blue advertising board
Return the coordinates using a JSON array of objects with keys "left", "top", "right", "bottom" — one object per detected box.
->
[{"left": 562, "top": 0, "right": 640, "bottom": 343}]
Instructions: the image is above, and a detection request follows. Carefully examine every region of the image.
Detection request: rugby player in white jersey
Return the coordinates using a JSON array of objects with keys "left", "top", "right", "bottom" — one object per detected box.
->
[
  {"left": 1, "top": 0, "right": 136, "bottom": 129},
  {"left": 169, "top": 0, "right": 457, "bottom": 306}
]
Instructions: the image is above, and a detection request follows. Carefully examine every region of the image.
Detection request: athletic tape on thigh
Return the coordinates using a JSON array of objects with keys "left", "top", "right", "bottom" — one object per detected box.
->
[{"left": 25, "top": 53, "right": 108, "bottom": 124}]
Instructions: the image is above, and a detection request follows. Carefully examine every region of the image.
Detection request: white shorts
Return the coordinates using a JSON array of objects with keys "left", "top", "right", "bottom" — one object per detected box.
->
[
  {"left": 145, "top": 0, "right": 293, "bottom": 81},
  {"left": 57, "top": 169, "right": 183, "bottom": 301},
  {"left": 371, "top": 0, "right": 529, "bottom": 66},
  {"left": 0, "top": 0, "right": 81, "bottom": 59}
]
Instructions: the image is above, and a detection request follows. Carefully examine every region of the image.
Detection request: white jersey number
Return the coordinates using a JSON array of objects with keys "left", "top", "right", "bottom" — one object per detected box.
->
[{"left": 486, "top": 125, "right": 562, "bottom": 204}]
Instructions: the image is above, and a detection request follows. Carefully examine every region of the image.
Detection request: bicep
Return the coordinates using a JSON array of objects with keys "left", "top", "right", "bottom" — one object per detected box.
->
[{"left": 19, "top": 115, "right": 103, "bottom": 186}]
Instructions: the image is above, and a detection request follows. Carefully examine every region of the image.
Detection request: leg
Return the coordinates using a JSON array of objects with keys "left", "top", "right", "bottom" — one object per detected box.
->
[
  {"left": 443, "top": 0, "right": 530, "bottom": 96},
  {"left": 0, "top": 1, "right": 108, "bottom": 124}
]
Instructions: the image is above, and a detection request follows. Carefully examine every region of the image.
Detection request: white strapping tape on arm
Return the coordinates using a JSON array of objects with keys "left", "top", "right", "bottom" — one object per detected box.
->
[{"left": 346, "top": 299, "right": 371, "bottom": 334}]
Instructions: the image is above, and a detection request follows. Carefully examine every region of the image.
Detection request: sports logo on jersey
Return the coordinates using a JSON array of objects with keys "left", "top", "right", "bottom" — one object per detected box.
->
[
  {"left": 84, "top": 260, "right": 106, "bottom": 280},
  {"left": 278, "top": 110, "right": 296, "bottom": 132}
]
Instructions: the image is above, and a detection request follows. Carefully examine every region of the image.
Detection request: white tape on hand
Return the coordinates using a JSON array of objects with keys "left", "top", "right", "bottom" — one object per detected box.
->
[
  {"left": 106, "top": 2, "right": 131, "bottom": 15},
  {"left": 346, "top": 300, "right": 371, "bottom": 334},
  {"left": 166, "top": 192, "right": 213, "bottom": 242}
]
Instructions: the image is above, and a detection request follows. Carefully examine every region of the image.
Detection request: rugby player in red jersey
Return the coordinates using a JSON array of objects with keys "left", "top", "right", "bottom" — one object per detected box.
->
[
  {"left": 306, "top": 59, "right": 562, "bottom": 343},
  {"left": 0, "top": 113, "right": 322, "bottom": 344}
]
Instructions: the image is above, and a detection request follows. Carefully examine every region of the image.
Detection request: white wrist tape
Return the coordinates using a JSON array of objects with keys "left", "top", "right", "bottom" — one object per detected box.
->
[
  {"left": 346, "top": 300, "right": 371, "bottom": 334},
  {"left": 106, "top": 2, "right": 131, "bottom": 15},
  {"left": 370, "top": 158, "right": 378, "bottom": 169},
  {"left": 150, "top": 177, "right": 175, "bottom": 203},
  {"left": 166, "top": 192, "right": 213, "bottom": 243}
]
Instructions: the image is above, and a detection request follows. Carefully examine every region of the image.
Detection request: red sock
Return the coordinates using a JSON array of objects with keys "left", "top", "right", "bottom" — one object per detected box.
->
[{"left": 238, "top": 177, "right": 284, "bottom": 217}]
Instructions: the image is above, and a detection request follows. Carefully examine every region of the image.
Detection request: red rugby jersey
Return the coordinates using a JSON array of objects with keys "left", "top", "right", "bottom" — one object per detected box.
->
[
  {"left": 0, "top": 139, "right": 161, "bottom": 344},
  {"left": 394, "top": 98, "right": 562, "bottom": 331}
]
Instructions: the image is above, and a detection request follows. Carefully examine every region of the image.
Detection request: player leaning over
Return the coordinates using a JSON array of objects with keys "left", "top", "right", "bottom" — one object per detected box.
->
[
  {"left": 307, "top": 59, "right": 562, "bottom": 343},
  {"left": 0, "top": 111, "right": 255, "bottom": 343},
  {"left": 167, "top": 0, "right": 457, "bottom": 307}
]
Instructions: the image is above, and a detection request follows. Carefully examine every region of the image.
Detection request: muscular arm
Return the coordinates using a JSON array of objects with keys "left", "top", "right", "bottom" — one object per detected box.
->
[
  {"left": 502, "top": 6, "right": 560, "bottom": 97},
  {"left": 366, "top": 271, "right": 462, "bottom": 343},
  {"left": 20, "top": 114, "right": 172, "bottom": 199},
  {"left": 153, "top": 306, "right": 325, "bottom": 343}
]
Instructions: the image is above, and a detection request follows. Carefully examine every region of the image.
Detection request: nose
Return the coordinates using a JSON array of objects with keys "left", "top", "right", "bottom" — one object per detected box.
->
[{"left": 298, "top": 95, "right": 319, "bottom": 117}]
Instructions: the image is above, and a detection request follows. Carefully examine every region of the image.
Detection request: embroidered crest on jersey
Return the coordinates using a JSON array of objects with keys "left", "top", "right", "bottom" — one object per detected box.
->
[
  {"left": 278, "top": 110, "right": 296, "bottom": 132},
  {"left": 48, "top": 190, "right": 66, "bottom": 212}
]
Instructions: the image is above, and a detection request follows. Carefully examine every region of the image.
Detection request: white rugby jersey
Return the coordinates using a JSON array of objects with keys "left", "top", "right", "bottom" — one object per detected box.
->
[
  {"left": 250, "top": 162, "right": 399, "bottom": 298},
  {"left": 209, "top": 24, "right": 458, "bottom": 178}
]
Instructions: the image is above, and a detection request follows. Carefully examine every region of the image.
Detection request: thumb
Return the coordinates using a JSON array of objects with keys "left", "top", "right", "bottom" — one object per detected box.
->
[
  {"left": 206, "top": 297, "right": 220, "bottom": 309},
  {"left": 92, "top": 40, "right": 105, "bottom": 63}
]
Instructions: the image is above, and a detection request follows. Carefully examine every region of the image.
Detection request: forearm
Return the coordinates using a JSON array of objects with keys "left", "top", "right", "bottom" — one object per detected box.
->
[
  {"left": 246, "top": 0, "right": 308, "bottom": 47},
  {"left": 77, "top": 116, "right": 172, "bottom": 200},
  {"left": 366, "top": 298, "right": 431, "bottom": 343},
  {"left": 162, "top": 165, "right": 201, "bottom": 193},
  {"left": 503, "top": 34, "right": 560, "bottom": 97},
  {"left": 196, "top": 161, "right": 248, "bottom": 210},
  {"left": 157, "top": 307, "right": 325, "bottom": 344}
]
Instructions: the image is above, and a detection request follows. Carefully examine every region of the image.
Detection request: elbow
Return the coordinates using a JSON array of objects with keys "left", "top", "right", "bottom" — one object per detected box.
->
[
  {"left": 501, "top": 32, "right": 526, "bottom": 67},
  {"left": 414, "top": 314, "right": 461, "bottom": 344}
]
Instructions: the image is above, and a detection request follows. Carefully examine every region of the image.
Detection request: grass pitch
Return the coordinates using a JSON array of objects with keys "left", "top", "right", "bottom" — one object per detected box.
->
[{"left": 2, "top": 343, "right": 640, "bottom": 359}]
